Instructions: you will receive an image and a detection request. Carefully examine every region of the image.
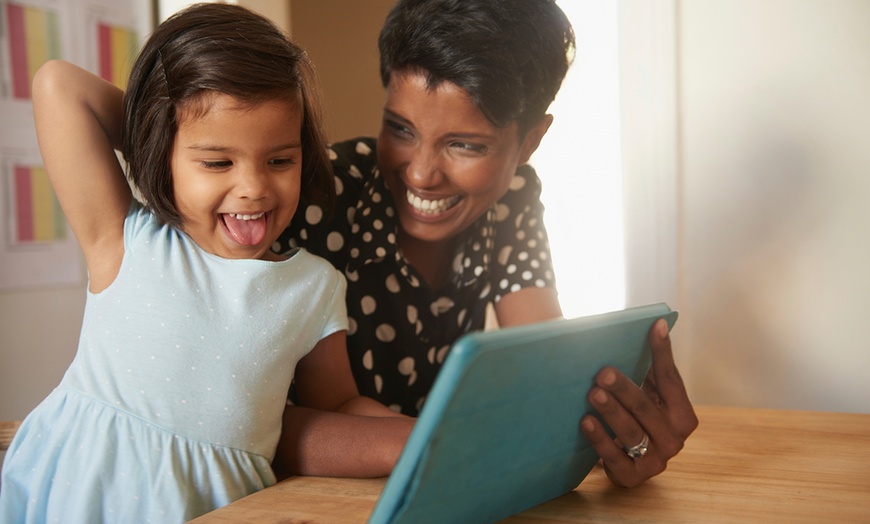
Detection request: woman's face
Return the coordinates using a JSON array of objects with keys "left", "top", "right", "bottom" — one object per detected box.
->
[{"left": 377, "top": 71, "right": 542, "bottom": 247}]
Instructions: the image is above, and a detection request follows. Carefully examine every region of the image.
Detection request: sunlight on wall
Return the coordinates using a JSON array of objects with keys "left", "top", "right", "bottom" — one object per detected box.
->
[{"left": 532, "top": 1, "right": 626, "bottom": 319}]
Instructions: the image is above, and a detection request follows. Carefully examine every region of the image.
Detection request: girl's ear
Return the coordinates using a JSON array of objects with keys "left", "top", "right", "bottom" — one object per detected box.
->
[{"left": 518, "top": 114, "right": 554, "bottom": 165}]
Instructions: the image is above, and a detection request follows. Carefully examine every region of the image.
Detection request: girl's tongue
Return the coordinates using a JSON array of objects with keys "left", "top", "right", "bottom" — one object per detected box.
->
[{"left": 222, "top": 213, "right": 267, "bottom": 246}]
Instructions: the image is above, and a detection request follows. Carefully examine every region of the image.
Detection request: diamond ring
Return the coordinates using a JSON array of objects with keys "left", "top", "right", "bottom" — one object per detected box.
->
[{"left": 624, "top": 433, "right": 650, "bottom": 459}]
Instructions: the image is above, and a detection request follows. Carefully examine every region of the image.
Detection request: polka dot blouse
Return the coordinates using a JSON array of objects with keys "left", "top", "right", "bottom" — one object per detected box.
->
[{"left": 274, "top": 137, "right": 557, "bottom": 416}]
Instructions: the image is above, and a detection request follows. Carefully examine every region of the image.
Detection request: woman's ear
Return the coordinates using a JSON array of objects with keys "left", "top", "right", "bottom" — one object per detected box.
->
[{"left": 518, "top": 114, "right": 554, "bottom": 165}]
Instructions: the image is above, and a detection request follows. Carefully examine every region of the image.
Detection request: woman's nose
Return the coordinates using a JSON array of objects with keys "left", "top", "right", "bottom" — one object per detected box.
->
[{"left": 405, "top": 146, "right": 442, "bottom": 188}]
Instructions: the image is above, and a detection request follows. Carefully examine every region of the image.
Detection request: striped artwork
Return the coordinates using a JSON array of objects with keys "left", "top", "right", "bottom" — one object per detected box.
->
[
  {"left": 11, "top": 164, "right": 66, "bottom": 243},
  {"left": 5, "top": 1, "right": 61, "bottom": 100},
  {"left": 97, "top": 22, "right": 137, "bottom": 89}
]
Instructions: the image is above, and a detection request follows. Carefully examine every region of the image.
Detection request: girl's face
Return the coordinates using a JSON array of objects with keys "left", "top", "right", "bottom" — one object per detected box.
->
[
  {"left": 377, "top": 71, "right": 545, "bottom": 249},
  {"left": 171, "top": 93, "right": 303, "bottom": 261}
]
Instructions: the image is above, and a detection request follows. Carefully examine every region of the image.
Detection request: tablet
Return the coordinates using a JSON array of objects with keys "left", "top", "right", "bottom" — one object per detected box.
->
[{"left": 367, "top": 303, "right": 678, "bottom": 524}]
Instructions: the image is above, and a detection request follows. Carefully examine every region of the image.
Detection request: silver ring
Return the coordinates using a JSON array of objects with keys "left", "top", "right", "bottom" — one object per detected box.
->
[{"left": 624, "top": 433, "right": 649, "bottom": 459}]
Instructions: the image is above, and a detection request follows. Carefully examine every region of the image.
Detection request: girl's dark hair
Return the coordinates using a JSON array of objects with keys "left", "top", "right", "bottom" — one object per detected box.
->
[
  {"left": 122, "top": 2, "right": 333, "bottom": 226},
  {"left": 378, "top": 0, "right": 575, "bottom": 138}
]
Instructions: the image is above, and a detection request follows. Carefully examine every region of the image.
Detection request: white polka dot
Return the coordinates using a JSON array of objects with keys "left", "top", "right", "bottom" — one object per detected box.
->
[
  {"left": 375, "top": 247, "right": 387, "bottom": 258},
  {"left": 431, "top": 297, "right": 455, "bottom": 316},
  {"left": 518, "top": 251, "right": 529, "bottom": 261},
  {"left": 398, "top": 357, "right": 415, "bottom": 375},
  {"left": 522, "top": 270, "right": 533, "bottom": 280},
  {"left": 373, "top": 219, "right": 383, "bottom": 230},
  {"left": 305, "top": 205, "right": 323, "bottom": 225},
  {"left": 348, "top": 316, "right": 358, "bottom": 335},
  {"left": 495, "top": 202, "right": 510, "bottom": 221},
  {"left": 349, "top": 165, "right": 363, "bottom": 179},
  {"left": 507, "top": 264, "right": 517, "bottom": 274},
  {"left": 362, "top": 232, "right": 373, "bottom": 242},
  {"left": 334, "top": 175, "right": 344, "bottom": 195},
  {"left": 399, "top": 357, "right": 417, "bottom": 386},
  {"left": 356, "top": 141, "right": 372, "bottom": 155},
  {"left": 363, "top": 349, "right": 373, "bottom": 370},
  {"left": 407, "top": 305, "right": 418, "bottom": 324},
  {"left": 326, "top": 231, "right": 344, "bottom": 252},
  {"left": 436, "top": 345, "right": 450, "bottom": 363},
  {"left": 346, "top": 269, "right": 359, "bottom": 282},
  {"left": 327, "top": 147, "right": 337, "bottom": 160},
  {"left": 386, "top": 274, "right": 401, "bottom": 293},
  {"left": 498, "top": 246, "right": 513, "bottom": 266},
  {"left": 509, "top": 175, "right": 526, "bottom": 190},
  {"left": 374, "top": 374, "right": 383, "bottom": 394},
  {"left": 376, "top": 323, "right": 396, "bottom": 342},
  {"left": 361, "top": 296, "right": 377, "bottom": 315}
]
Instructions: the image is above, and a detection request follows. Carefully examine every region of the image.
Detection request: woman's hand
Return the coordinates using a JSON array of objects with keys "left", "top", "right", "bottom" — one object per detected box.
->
[{"left": 580, "top": 318, "right": 698, "bottom": 487}]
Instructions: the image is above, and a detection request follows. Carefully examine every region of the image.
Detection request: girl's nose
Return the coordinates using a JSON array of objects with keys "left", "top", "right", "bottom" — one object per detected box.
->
[{"left": 238, "top": 167, "right": 269, "bottom": 199}]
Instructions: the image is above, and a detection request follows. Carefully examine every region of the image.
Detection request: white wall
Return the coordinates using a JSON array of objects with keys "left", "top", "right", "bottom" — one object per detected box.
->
[{"left": 671, "top": 0, "right": 870, "bottom": 413}]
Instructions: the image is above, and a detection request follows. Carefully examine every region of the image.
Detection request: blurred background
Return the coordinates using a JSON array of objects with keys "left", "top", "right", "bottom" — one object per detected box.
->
[{"left": 2, "top": 0, "right": 869, "bottom": 466}]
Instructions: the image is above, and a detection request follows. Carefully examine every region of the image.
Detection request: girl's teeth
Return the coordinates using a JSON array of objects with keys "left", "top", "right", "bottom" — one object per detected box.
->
[
  {"left": 228, "top": 212, "right": 264, "bottom": 221},
  {"left": 406, "top": 190, "right": 460, "bottom": 214}
]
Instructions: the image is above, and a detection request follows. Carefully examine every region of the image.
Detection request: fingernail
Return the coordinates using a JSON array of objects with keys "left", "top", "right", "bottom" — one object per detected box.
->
[
  {"left": 601, "top": 369, "right": 617, "bottom": 386},
  {"left": 657, "top": 318, "right": 668, "bottom": 338},
  {"left": 593, "top": 388, "right": 607, "bottom": 404},
  {"left": 581, "top": 417, "right": 595, "bottom": 433}
]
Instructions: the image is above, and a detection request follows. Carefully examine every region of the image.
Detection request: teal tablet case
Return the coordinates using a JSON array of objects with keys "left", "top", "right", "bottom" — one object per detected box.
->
[{"left": 367, "top": 303, "right": 678, "bottom": 524}]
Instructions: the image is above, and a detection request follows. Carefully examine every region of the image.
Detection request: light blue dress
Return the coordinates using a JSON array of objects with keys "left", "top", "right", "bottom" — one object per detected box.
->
[{"left": 0, "top": 202, "right": 348, "bottom": 523}]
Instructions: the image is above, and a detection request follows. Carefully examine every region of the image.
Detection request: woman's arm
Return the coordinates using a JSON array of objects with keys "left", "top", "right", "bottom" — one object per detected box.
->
[
  {"left": 274, "top": 405, "right": 413, "bottom": 478},
  {"left": 275, "top": 331, "right": 414, "bottom": 477},
  {"left": 32, "top": 60, "right": 131, "bottom": 292}
]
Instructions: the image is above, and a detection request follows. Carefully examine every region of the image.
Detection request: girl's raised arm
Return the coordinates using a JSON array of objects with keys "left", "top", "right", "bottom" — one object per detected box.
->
[{"left": 31, "top": 60, "right": 131, "bottom": 292}]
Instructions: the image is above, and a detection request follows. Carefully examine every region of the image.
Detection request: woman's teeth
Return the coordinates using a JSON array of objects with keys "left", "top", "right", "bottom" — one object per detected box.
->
[
  {"left": 228, "top": 212, "right": 264, "bottom": 221},
  {"left": 406, "top": 190, "right": 460, "bottom": 214}
]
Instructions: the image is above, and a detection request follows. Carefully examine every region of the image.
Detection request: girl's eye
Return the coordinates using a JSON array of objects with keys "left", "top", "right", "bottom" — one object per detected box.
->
[
  {"left": 200, "top": 160, "right": 232, "bottom": 169},
  {"left": 269, "top": 158, "right": 296, "bottom": 167}
]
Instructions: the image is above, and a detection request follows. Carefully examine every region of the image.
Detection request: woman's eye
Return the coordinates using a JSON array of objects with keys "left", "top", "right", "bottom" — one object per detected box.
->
[
  {"left": 451, "top": 142, "right": 487, "bottom": 154},
  {"left": 384, "top": 119, "right": 413, "bottom": 137}
]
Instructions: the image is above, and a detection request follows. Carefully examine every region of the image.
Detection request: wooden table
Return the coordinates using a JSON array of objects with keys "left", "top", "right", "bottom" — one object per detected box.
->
[{"left": 191, "top": 405, "right": 870, "bottom": 523}]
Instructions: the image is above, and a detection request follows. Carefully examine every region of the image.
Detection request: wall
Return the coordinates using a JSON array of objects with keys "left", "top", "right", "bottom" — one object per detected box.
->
[
  {"left": 675, "top": 0, "right": 870, "bottom": 413},
  {"left": 288, "top": 0, "right": 394, "bottom": 141}
]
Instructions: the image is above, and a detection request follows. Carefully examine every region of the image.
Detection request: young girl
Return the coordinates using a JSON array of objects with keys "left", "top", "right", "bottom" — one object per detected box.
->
[{"left": 0, "top": 4, "right": 410, "bottom": 522}]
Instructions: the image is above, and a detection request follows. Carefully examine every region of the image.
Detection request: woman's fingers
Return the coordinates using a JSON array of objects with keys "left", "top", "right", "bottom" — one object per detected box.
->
[{"left": 579, "top": 318, "right": 698, "bottom": 487}]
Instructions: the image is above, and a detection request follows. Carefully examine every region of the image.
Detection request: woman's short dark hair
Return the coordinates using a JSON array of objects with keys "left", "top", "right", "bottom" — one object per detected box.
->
[
  {"left": 378, "top": 0, "right": 575, "bottom": 137},
  {"left": 122, "top": 2, "right": 333, "bottom": 227}
]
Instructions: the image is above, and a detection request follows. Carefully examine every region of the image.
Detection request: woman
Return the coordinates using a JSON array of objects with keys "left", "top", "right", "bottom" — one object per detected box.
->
[{"left": 275, "top": 0, "right": 696, "bottom": 487}]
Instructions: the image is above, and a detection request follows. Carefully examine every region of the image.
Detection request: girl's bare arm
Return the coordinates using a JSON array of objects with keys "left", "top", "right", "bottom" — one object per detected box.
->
[{"left": 32, "top": 60, "right": 131, "bottom": 292}]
